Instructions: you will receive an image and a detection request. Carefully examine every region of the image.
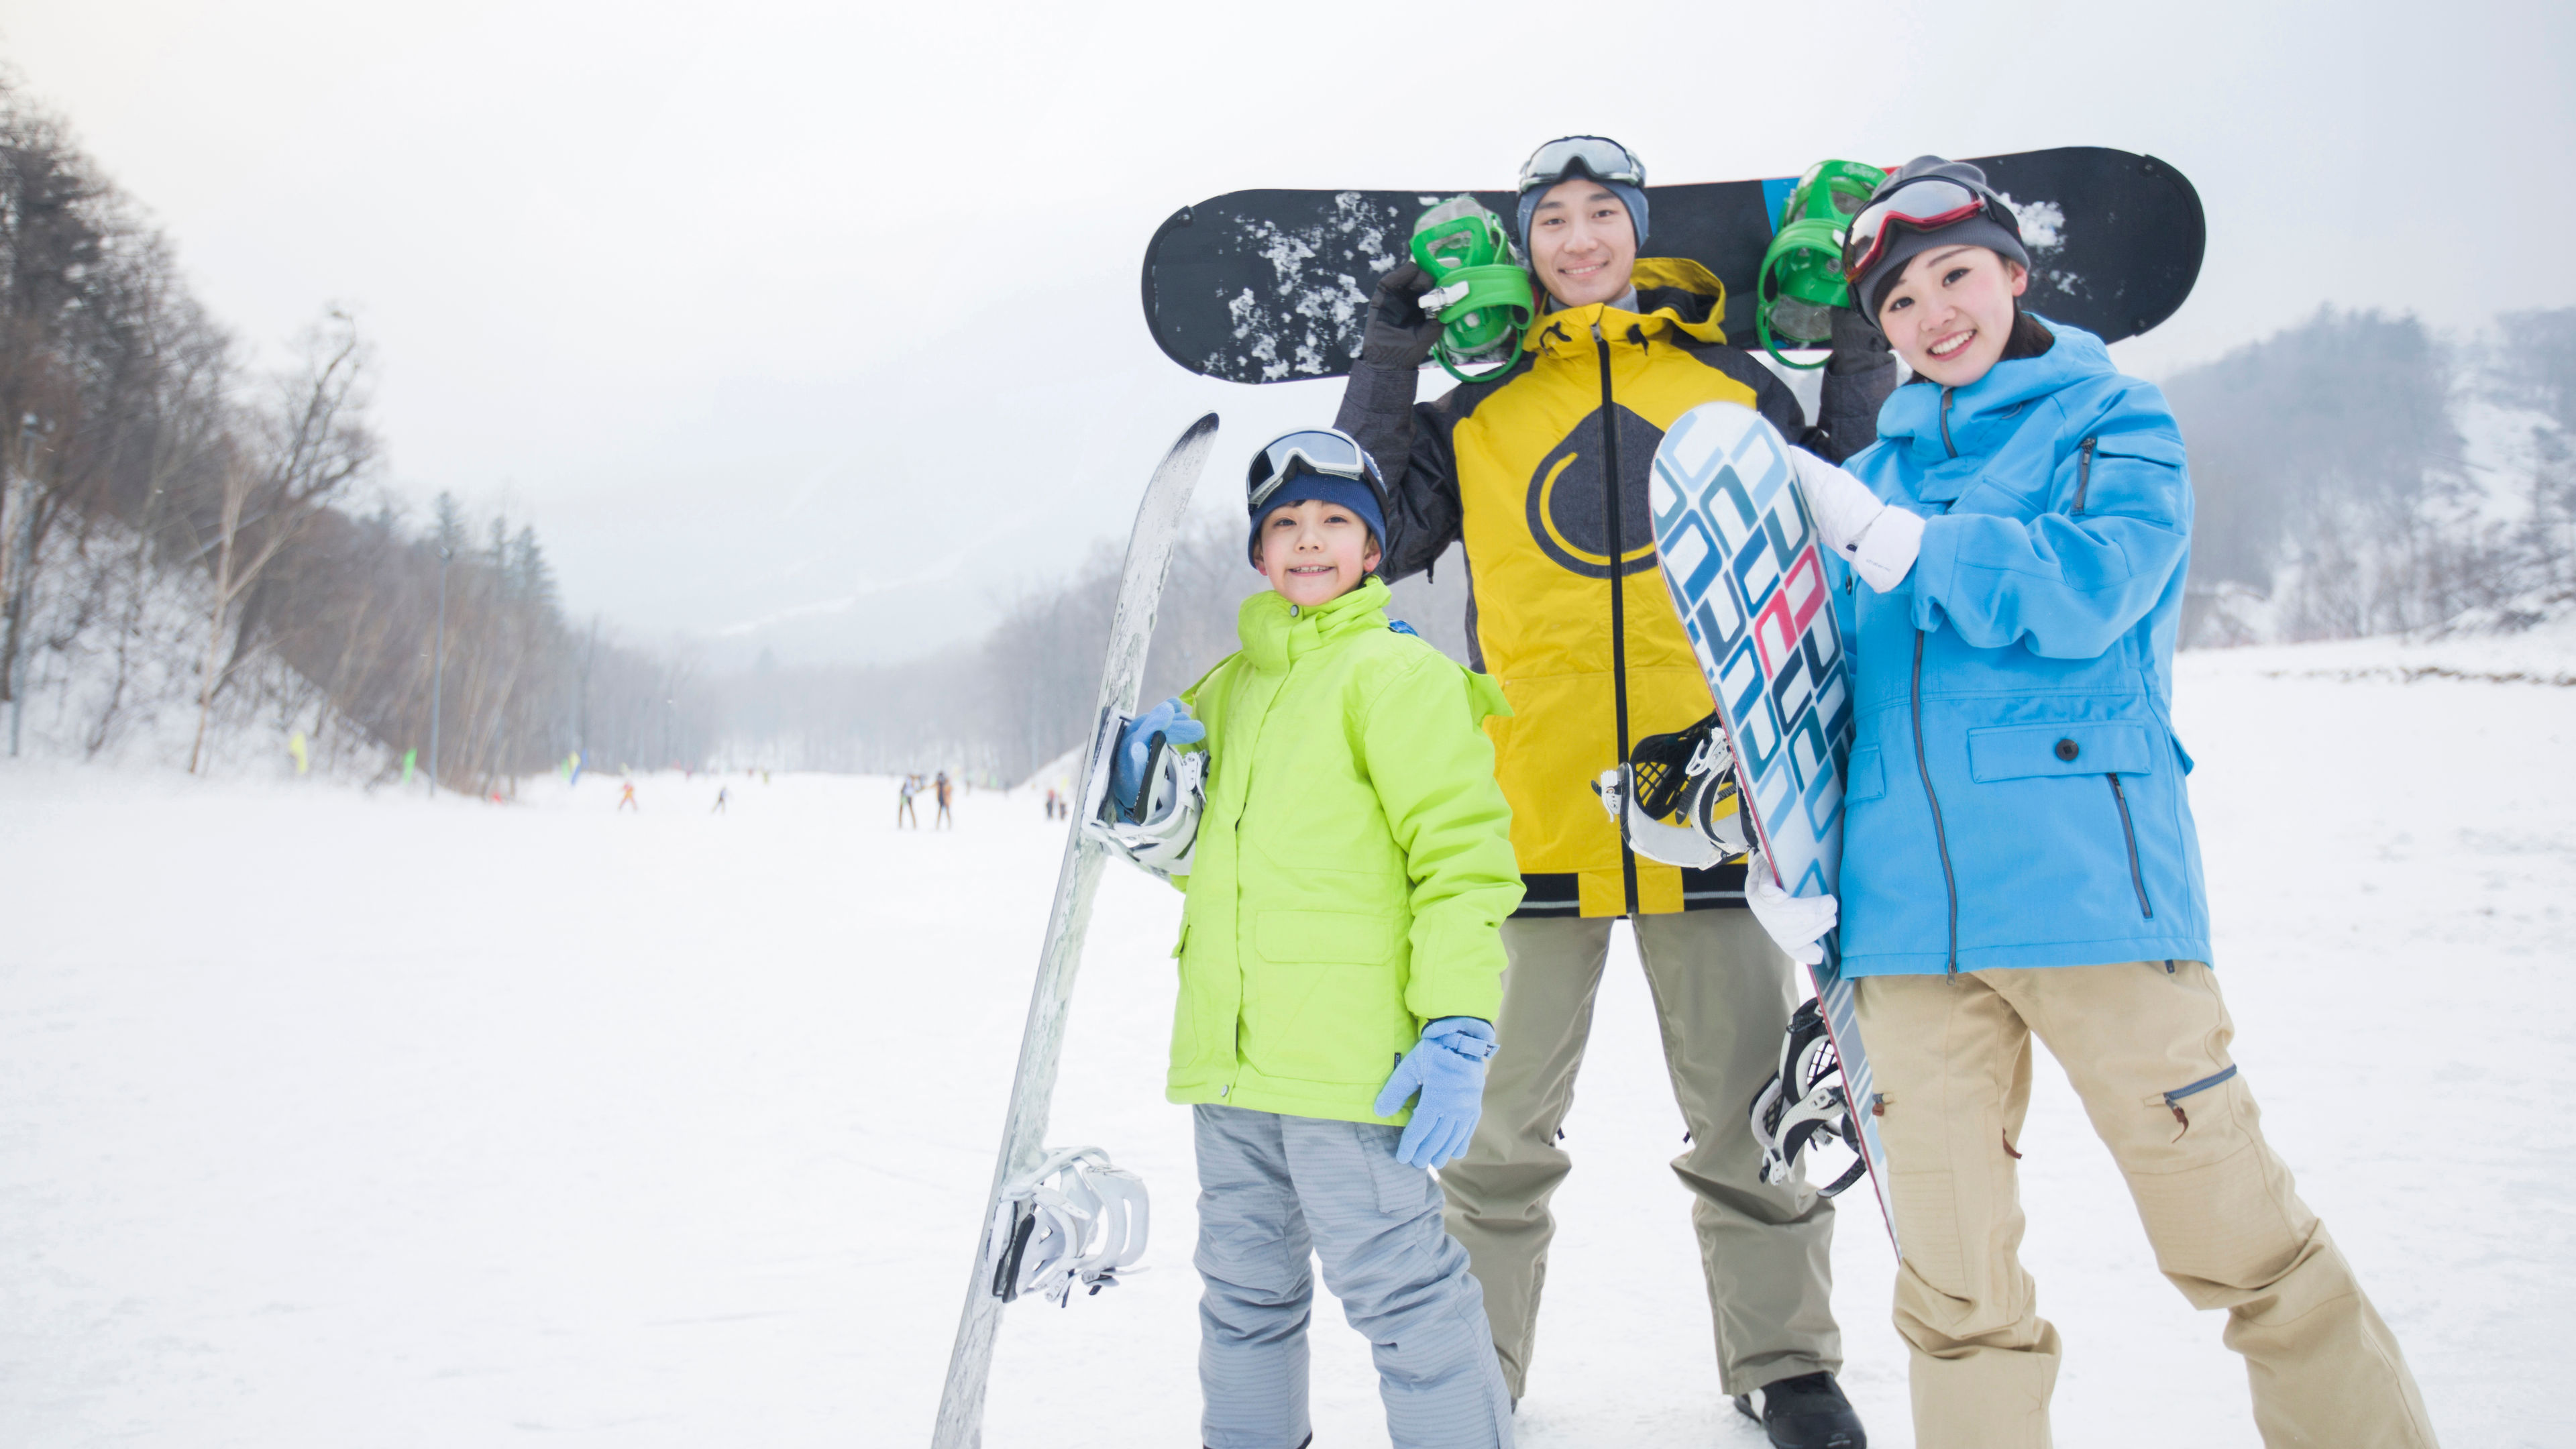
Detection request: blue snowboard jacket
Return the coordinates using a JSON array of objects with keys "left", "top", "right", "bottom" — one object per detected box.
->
[{"left": 1833, "top": 319, "right": 2212, "bottom": 976}]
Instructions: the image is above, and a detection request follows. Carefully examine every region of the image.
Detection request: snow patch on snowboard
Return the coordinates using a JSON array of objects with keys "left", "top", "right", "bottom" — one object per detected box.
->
[{"left": 1209, "top": 191, "right": 1408, "bottom": 381}]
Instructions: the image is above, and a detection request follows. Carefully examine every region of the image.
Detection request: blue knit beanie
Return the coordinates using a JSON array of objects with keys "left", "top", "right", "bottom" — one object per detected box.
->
[
  {"left": 1246, "top": 474, "right": 1387, "bottom": 570},
  {"left": 1515, "top": 176, "right": 1649, "bottom": 258}
]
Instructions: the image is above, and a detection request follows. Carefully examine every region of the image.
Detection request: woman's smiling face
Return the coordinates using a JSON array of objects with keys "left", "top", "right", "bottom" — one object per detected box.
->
[{"left": 1873, "top": 244, "right": 2030, "bottom": 388}]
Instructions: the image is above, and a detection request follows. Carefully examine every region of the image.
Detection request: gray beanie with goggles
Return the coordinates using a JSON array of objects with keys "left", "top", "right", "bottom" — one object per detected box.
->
[{"left": 1852, "top": 157, "right": 2031, "bottom": 323}]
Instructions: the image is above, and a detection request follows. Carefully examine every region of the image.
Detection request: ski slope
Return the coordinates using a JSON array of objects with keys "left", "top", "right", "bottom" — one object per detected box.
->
[{"left": 2, "top": 645, "right": 2569, "bottom": 1448}]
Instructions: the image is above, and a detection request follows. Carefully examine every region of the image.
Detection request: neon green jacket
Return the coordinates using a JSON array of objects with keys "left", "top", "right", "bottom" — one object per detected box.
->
[{"left": 1169, "top": 576, "right": 1523, "bottom": 1125}]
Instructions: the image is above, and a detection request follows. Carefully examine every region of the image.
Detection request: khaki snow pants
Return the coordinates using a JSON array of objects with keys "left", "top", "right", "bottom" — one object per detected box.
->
[
  {"left": 1856, "top": 961, "right": 2438, "bottom": 1449},
  {"left": 1438, "top": 910, "right": 1840, "bottom": 1401}
]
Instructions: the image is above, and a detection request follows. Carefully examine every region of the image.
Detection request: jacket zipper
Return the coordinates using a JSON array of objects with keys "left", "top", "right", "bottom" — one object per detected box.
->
[
  {"left": 1595, "top": 325, "right": 1639, "bottom": 918},
  {"left": 2072, "top": 436, "right": 2099, "bottom": 516},
  {"left": 1907, "top": 392, "right": 1966, "bottom": 968},
  {"left": 2106, "top": 773, "right": 2153, "bottom": 918},
  {"left": 1911, "top": 631, "right": 1959, "bottom": 971}
]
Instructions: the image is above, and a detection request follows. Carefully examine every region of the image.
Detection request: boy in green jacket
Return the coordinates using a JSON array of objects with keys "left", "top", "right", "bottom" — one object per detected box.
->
[{"left": 1106, "top": 427, "right": 1524, "bottom": 1449}]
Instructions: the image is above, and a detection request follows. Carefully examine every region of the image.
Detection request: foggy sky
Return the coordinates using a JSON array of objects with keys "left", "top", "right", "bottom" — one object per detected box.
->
[{"left": 3, "top": 0, "right": 2569, "bottom": 665}]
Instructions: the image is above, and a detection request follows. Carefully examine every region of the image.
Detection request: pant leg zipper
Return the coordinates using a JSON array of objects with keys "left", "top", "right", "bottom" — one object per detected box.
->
[{"left": 2106, "top": 772, "right": 2153, "bottom": 918}]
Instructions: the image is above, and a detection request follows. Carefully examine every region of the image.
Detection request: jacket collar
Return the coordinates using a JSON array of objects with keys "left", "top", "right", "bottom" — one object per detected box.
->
[
  {"left": 1877, "top": 315, "right": 2114, "bottom": 470},
  {"left": 1526, "top": 257, "right": 1729, "bottom": 363},
  {"left": 1238, "top": 576, "right": 1392, "bottom": 672}
]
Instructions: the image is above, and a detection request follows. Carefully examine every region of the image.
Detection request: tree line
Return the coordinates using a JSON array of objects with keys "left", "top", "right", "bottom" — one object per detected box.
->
[
  {"left": 712, "top": 519, "right": 1460, "bottom": 784},
  {"left": 10, "top": 67, "right": 2565, "bottom": 793},
  {"left": 0, "top": 77, "right": 714, "bottom": 788},
  {"left": 2169, "top": 306, "right": 2576, "bottom": 643},
  {"left": 720, "top": 307, "right": 2576, "bottom": 784}
]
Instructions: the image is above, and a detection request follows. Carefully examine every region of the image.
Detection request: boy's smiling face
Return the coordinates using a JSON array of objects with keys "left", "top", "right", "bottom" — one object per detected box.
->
[{"left": 1254, "top": 499, "right": 1381, "bottom": 607}]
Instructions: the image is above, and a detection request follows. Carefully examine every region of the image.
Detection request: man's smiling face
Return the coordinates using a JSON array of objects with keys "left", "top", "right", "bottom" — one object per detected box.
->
[{"left": 1527, "top": 177, "right": 1637, "bottom": 309}]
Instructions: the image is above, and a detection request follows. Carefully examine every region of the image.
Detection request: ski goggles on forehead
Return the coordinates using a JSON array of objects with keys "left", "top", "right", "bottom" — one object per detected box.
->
[
  {"left": 1841, "top": 177, "right": 2011, "bottom": 284},
  {"left": 1246, "top": 429, "right": 1384, "bottom": 513},
  {"left": 1516, "top": 136, "right": 1647, "bottom": 194}
]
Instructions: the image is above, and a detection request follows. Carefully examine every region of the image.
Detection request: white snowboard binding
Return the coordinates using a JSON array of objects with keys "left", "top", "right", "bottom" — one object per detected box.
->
[
  {"left": 1748, "top": 998, "right": 1867, "bottom": 1197},
  {"left": 984, "top": 1145, "right": 1152, "bottom": 1307},
  {"left": 1079, "top": 706, "right": 1205, "bottom": 881},
  {"left": 1595, "top": 712, "right": 1749, "bottom": 870}
]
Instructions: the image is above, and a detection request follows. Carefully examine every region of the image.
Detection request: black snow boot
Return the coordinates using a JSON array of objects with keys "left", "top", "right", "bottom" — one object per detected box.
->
[{"left": 1733, "top": 1371, "right": 1866, "bottom": 1448}]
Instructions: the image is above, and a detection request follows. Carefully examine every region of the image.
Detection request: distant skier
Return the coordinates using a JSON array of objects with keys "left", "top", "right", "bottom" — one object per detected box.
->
[
  {"left": 933, "top": 771, "right": 954, "bottom": 829},
  {"left": 616, "top": 780, "right": 639, "bottom": 812},
  {"left": 1099, "top": 429, "right": 1522, "bottom": 1449},
  {"left": 711, "top": 786, "right": 728, "bottom": 815},
  {"left": 897, "top": 775, "right": 920, "bottom": 828},
  {"left": 1752, "top": 158, "right": 2438, "bottom": 1448}
]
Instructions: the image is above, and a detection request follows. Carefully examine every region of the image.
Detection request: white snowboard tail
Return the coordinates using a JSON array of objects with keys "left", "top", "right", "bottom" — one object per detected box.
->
[{"left": 930, "top": 413, "right": 1219, "bottom": 1448}]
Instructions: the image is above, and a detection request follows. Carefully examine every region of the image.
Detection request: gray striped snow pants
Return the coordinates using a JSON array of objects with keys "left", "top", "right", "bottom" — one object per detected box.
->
[{"left": 1193, "top": 1104, "right": 1514, "bottom": 1449}]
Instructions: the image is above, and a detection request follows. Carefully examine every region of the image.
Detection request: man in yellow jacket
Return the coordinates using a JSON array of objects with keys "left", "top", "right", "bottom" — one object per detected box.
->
[{"left": 1333, "top": 137, "right": 1896, "bottom": 1449}]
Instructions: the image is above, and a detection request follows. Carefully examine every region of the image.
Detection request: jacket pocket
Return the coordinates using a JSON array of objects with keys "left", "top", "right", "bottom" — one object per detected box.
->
[
  {"left": 1966, "top": 721, "right": 2155, "bottom": 782},
  {"left": 1843, "top": 745, "right": 1886, "bottom": 804},
  {"left": 1256, "top": 909, "right": 1399, "bottom": 965},
  {"left": 1251, "top": 910, "right": 1405, "bottom": 1086}
]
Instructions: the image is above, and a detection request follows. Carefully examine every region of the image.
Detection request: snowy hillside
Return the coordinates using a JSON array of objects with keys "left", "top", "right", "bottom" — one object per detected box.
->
[{"left": 1, "top": 639, "right": 2569, "bottom": 1448}]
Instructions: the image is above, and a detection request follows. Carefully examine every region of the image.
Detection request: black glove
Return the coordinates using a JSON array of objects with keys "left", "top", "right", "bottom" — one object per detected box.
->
[
  {"left": 1826, "top": 301, "right": 1893, "bottom": 375},
  {"left": 1359, "top": 262, "right": 1444, "bottom": 370}
]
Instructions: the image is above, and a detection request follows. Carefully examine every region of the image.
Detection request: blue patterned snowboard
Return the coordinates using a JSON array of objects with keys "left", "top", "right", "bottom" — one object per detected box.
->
[{"left": 1647, "top": 400, "right": 1896, "bottom": 1250}]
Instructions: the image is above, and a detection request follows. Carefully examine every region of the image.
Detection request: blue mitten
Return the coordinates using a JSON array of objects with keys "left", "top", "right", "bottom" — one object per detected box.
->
[
  {"left": 1113, "top": 697, "right": 1206, "bottom": 814},
  {"left": 1372, "top": 1016, "right": 1498, "bottom": 1169}
]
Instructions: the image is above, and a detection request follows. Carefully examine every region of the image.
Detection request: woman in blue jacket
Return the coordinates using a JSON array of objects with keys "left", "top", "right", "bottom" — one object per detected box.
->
[{"left": 1766, "top": 159, "right": 2439, "bottom": 1449}]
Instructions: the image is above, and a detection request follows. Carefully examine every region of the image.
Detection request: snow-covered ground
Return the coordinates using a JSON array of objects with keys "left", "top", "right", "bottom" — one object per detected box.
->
[{"left": 3, "top": 643, "right": 2570, "bottom": 1448}]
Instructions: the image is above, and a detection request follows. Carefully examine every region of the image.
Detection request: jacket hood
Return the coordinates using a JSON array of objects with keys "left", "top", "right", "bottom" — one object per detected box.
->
[
  {"left": 1238, "top": 574, "right": 1391, "bottom": 672},
  {"left": 1876, "top": 315, "right": 2114, "bottom": 464},
  {"left": 1525, "top": 257, "right": 1729, "bottom": 361}
]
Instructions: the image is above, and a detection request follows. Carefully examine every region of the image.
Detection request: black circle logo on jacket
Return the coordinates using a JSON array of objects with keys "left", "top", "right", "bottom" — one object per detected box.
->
[{"left": 1523, "top": 405, "right": 1666, "bottom": 579}]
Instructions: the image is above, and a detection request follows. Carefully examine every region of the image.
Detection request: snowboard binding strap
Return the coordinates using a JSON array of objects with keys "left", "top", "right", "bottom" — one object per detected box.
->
[
  {"left": 1080, "top": 706, "right": 1205, "bottom": 880},
  {"left": 1749, "top": 998, "right": 1867, "bottom": 1197},
  {"left": 985, "top": 1145, "right": 1151, "bottom": 1307},
  {"left": 1595, "top": 712, "right": 1748, "bottom": 870}
]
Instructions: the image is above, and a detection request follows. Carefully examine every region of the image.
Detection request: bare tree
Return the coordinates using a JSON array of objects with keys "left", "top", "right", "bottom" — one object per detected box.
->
[{"left": 186, "top": 312, "right": 373, "bottom": 773}]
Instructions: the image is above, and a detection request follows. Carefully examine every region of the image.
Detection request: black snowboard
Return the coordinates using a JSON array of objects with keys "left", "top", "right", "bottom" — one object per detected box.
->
[{"left": 1140, "top": 147, "right": 2203, "bottom": 386}]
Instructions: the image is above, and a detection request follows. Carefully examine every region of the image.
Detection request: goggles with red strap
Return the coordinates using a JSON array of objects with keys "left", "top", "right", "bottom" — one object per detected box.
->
[{"left": 1839, "top": 176, "right": 2019, "bottom": 288}]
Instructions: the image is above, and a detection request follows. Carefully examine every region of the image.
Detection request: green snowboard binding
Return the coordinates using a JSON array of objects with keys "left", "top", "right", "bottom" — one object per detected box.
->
[
  {"left": 1409, "top": 195, "right": 1535, "bottom": 384},
  {"left": 1756, "top": 160, "right": 1887, "bottom": 369}
]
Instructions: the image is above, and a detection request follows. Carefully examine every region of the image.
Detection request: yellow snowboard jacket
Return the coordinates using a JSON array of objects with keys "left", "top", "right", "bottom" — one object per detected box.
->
[
  {"left": 1334, "top": 260, "right": 1892, "bottom": 918},
  {"left": 1167, "top": 578, "right": 1523, "bottom": 1126}
]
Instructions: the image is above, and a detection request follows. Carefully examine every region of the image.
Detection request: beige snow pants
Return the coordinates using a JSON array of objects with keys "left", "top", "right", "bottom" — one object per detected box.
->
[
  {"left": 1856, "top": 960, "right": 2438, "bottom": 1449},
  {"left": 1438, "top": 910, "right": 1840, "bottom": 1401}
]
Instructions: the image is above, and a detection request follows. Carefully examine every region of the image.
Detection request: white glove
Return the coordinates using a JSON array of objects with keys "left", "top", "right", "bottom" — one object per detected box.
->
[
  {"left": 1788, "top": 447, "right": 1923, "bottom": 593},
  {"left": 1743, "top": 850, "right": 1838, "bottom": 967}
]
